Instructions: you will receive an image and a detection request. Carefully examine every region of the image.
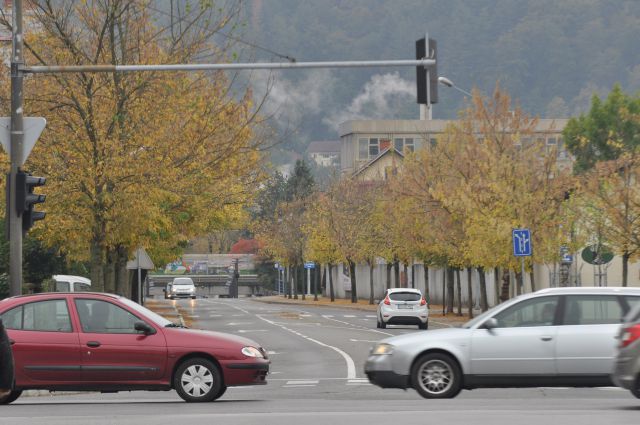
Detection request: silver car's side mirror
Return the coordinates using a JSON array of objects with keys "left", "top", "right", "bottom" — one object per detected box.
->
[{"left": 482, "top": 318, "right": 498, "bottom": 331}]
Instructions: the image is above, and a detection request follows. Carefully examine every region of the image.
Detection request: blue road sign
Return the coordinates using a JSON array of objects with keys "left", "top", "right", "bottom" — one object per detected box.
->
[
  {"left": 304, "top": 262, "right": 316, "bottom": 269},
  {"left": 512, "top": 229, "right": 532, "bottom": 256}
]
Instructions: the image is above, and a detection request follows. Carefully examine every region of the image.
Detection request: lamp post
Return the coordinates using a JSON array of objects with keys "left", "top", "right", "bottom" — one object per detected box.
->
[{"left": 438, "top": 76, "right": 473, "bottom": 97}]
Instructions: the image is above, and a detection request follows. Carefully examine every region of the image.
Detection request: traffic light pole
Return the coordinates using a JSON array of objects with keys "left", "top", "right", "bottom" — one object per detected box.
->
[{"left": 9, "top": 0, "right": 25, "bottom": 296}]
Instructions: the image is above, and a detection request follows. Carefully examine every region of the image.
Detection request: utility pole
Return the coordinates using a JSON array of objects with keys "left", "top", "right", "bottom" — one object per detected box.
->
[{"left": 9, "top": 0, "right": 25, "bottom": 296}]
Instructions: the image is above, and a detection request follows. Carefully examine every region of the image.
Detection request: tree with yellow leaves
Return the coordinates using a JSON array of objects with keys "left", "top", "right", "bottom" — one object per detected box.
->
[{"left": 0, "top": 1, "right": 266, "bottom": 293}]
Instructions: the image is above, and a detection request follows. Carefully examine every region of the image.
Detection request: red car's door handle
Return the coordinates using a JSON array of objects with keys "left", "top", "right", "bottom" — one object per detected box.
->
[
  {"left": 86, "top": 341, "right": 101, "bottom": 348},
  {"left": 9, "top": 339, "right": 15, "bottom": 345}
]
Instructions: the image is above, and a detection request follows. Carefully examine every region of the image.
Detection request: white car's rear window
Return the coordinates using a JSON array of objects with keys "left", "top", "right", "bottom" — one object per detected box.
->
[{"left": 389, "top": 292, "right": 421, "bottom": 302}]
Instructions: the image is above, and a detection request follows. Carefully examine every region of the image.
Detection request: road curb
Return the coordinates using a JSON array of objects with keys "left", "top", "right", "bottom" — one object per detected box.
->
[{"left": 253, "top": 297, "right": 378, "bottom": 313}]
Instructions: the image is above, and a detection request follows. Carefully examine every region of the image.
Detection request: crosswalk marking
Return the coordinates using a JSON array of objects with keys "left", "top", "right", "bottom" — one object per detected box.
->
[{"left": 285, "top": 380, "right": 319, "bottom": 385}]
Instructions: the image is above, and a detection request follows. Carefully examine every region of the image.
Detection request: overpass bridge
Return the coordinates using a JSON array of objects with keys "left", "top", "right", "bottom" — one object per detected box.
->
[{"left": 148, "top": 274, "right": 264, "bottom": 297}]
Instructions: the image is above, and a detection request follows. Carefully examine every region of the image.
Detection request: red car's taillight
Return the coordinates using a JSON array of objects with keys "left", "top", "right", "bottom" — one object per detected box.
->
[
  {"left": 621, "top": 324, "right": 640, "bottom": 348},
  {"left": 420, "top": 297, "right": 427, "bottom": 306},
  {"left": 383, "top": 296, "right": 391, "bottom": 305}
]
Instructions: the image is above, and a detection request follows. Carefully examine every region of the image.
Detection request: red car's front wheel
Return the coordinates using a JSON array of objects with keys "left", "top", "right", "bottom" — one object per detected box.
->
[{"left": 174, "top": 358, "right": 225, "bottom": 402}]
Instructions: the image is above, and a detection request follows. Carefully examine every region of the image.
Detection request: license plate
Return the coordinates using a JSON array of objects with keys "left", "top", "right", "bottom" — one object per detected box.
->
[{"left": 398, "top": 305, "right": 412, "bottom": 310}]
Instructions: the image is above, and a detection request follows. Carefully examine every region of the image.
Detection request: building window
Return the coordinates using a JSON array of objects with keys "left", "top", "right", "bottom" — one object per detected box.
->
[
  {"left": 405, "top": 138, "right": 415, "bottom": 152},
  {"left": 369, "top": 138, "right": 379, "bottom": 157},
  {"left": 358, "top": 138, "right": 368, "bottom": 160},
  {"left": 394, "top": 138, "right": 403, "bottom": 151}
]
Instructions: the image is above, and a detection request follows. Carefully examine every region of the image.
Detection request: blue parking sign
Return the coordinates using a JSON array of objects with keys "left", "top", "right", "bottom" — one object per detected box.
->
[{"left": 512, "top": 229, "right": 532, "bottom": 256}]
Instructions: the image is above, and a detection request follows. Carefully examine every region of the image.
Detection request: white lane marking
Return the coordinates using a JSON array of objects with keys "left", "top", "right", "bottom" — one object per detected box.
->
[
  {"left": 365, "top": 315, "right": 377, "bottom": 318},
  {"left": 349, "top": 338, "right": 379, "bottom": 343},
  {"left": 283, "top": 384, "right": 315, "bottom": 387},
  {"left": 226, "top": 322, "right": 254, "bottom": 326},
  {"left": 344, "top": 315, "right": 356, "bottom": 318},
  {"left": 256, "top": 314, "right": 357, "bottom": 379},
  {"left": 286, "top": 380, "right": 319, "bottom": 385},
  {"left": 231, "top": 314, "right": 245, "bottom": 317},
  {"left": 267, "top": 351, "right": 279, "bottom": 355},
  {"left": 347, "top": 382, "right": 372, "bottom": 386},
  {"left": 322, "top": 315, "right": 334, "bottom": 318},
  {"left": 237, "top": 329, "right": 268, "bottom": 333},
  {"left": 270, "top": 372, "right": 282, "bottom": 375},
  {"left": 348, "top": 379, "right": 369, "bottom": 383},
  {"left": 300, "top": 314, "right": 312, "bottom": 317},
  {"left": 209, "top": 314, "right": 222, "bottom": 317},
  {"left": 598, "top": 387, "right": 625, "bottom": 391},
  {"left": 321, "top": 315, "right": 393, "bottom": 337}
]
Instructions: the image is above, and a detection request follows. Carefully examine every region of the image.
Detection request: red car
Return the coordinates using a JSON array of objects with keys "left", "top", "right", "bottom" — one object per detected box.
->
[{"left": 0, "top": 292, "right": 269, "bottom": 404}]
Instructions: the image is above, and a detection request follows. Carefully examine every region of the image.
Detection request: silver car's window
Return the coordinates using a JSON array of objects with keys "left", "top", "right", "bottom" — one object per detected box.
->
[
  {"left": 389, "top": 292, "right": 421, "bottom": 302},
  {"left": 493, "top": 296, "right": 559, "bottom": 328},
  {"left": 562, "top": 295, "right": 624, "bottom": 325}
]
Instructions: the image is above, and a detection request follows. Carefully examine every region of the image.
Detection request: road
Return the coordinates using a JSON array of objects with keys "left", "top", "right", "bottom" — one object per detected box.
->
[{"left": 1, "top": 297, "right": 638, "bottom": 425}]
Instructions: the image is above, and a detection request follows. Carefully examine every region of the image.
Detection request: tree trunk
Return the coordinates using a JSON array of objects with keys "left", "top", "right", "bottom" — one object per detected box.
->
[
  {"left": 456, "top": 269, "right": 462, "bottom": 316},
  {"left": 500, "top": 269, "right": 510, "bottom": 302},
  {"left": 313, "top": 265, "right": 319, "bottom": 301},
  {"left": 90, "top": 239, "right": 105, "bottom": 292},
  {"left": 386, "top": 263, "right": 392, "bottom": 290},
  {"left": 442, "top": 268, "right": 446, "bottom": 315},
  {"left": 321, "top": 264, "right": 327, "bottom": 296},
  {"left": 411, "top": 263, "right": 415, "bottom": 288},
  {"left": 293, "top": 265, "right": 298, "bottom": 299},
  {"left": 467, "top": 267, "right": 474, "bottom": 319},
  {"left": 103, "top": 248, "right": 116, "bottom": 293},
  {"left": 623, "top": 252, "right": 630, "bottom": 287},
  {"left": 494, "top": 267, "right": 500, "bottom": 303},
  {"left": 116, "top": 245, "right": 129, "bottom": 298},
  {"left": 423, "top": 265, "right": 430, "bottom": 302},
  {"left": 349, "top": 259, "right": 358, "bottom": 303},
  {"left": 328, "top": 263, "right": 335, "bottom": 302},
  {"left": 301, "top": 264, "right": 306, "bottom": 301},
  {"left": 477, "top": 267, "right": 488, "bottom": 311},
  {"left": 394, "top": 260, "right": 400, "bottom": 288},
  {"left": 403, "top": 263, "right": 408, "bottom": 288},
  {"left": 368, "top": 260, "right": 375, "bottom": 305},
  {"left": 515, "top": 271, "right": 522, "bottom": 296},
  {"left": 529, "top": 270, "right": 536, "bottom": 292},
  {"left": 446, "top": 267, "right": 455, "bottom": 314}
]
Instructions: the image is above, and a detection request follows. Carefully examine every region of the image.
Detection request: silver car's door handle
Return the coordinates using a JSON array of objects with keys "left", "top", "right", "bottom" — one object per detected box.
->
[{"left": 540, "top": 336, "right": 553, "bottom": 341}]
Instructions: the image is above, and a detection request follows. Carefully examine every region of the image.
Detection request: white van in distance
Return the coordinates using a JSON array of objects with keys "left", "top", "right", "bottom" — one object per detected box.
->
[{"left": 52, "top": 275, "right": 92, "bottom": 292}]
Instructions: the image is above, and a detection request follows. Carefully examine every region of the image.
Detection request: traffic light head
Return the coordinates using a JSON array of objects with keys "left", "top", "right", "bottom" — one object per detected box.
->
[
  {"left": 15, "top": 171, "right": 46, "bottom": 234},
  {"left": 415, "top": 37, "right": 438, "bottom": 105}
]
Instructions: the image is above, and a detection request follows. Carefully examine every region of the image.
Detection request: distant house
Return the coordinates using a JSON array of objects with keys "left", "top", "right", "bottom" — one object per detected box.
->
[
  {"left": 339, "top": 119, "right": 571, "bottom": 180},
  {"left": 307, "top": 140, "right": 340, "bottom": 167}
]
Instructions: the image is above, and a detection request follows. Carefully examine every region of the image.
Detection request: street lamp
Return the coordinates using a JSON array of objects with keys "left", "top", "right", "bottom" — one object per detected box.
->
[{"left": 438, "top": 76, "right": 473, "bottom": 97}]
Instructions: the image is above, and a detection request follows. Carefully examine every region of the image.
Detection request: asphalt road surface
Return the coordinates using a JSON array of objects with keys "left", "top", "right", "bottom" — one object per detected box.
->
[{"left": 1, "top": 297, "right": 638, "bottom": 425}]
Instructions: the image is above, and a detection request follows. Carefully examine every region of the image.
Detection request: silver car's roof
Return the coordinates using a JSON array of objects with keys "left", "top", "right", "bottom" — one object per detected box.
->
[{"left": 534, "top": 287, "right": 640, "bottom": 296}]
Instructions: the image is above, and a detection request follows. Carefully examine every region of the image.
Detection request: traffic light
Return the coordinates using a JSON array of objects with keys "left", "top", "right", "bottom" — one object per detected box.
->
[
  {"left": 15, "top": 170, "right": 46, "bottom": 234},
  {"left": 415, "top": 37, "right": 438, "bottom": 105}
]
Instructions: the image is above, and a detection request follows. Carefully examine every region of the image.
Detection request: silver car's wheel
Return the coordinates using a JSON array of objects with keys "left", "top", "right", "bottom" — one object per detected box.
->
[
  {"left": 412, "top": 353, "right": 461, "bottom": 399},
  {"left": 174, "top": 358, "right": 223, "bottom": 402}
]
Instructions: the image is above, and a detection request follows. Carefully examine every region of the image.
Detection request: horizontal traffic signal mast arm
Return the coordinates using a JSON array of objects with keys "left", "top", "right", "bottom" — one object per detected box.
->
[{"left": 21, "top": 59, "right": 436, "bottom": 74}]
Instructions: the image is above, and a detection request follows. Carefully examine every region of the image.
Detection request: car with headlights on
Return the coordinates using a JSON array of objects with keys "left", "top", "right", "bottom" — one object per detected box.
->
[
  {"left": 377, "top": 288, "right": 428, "bottom": 329},
  {"left": 366, "top": 287, "right": 640, "bottom": 398},
  {"left": 612, "top": 300, "right": 640, "bottom": 398},
  {"left": 0, "top": 292, "right": 269, "bottom": 404}
]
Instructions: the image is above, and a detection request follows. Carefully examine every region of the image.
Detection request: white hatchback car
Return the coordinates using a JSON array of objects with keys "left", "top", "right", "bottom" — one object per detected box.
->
[{"left": 377, "top": 288, "right": 429, "bottom": 329}]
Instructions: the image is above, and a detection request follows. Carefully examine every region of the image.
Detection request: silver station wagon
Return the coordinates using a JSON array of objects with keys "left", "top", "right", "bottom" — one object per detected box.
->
[{"left": 365, "top": 287, "right": 640, "bottom": 398}]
